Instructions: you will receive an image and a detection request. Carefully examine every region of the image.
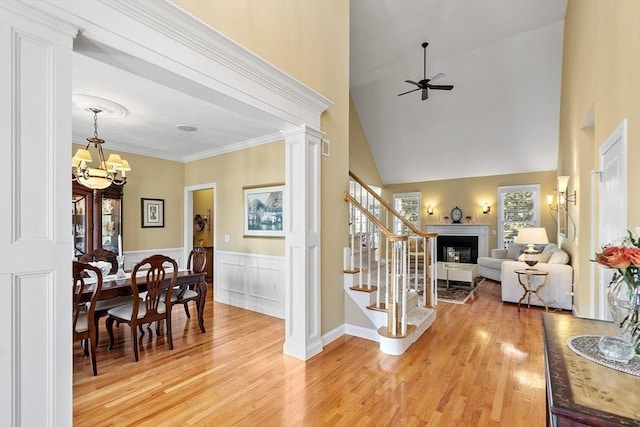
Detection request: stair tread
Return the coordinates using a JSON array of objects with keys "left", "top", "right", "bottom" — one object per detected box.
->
[{"left": 349, "top": 285, "right": 377, "bottom": 293}]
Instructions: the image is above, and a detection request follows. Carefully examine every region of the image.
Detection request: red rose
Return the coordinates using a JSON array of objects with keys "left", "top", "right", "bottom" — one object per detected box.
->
[
  {"left": 595, "top": 246, "right": 631, "bottom": 269},
  {"left": 627, "top": 247, "right": 640, "bottom": 267}
]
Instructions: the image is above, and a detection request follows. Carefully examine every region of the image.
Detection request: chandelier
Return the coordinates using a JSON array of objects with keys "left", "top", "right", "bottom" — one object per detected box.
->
[{"left": 72, "top": 108, "right": 131, "bottom": 190}]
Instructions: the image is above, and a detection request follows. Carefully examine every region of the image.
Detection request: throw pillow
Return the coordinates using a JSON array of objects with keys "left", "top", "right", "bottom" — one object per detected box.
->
[
  {"left": 506, "top": 243, "right": 526, "bottom": 260},
  {"left": 542, "top": 243, "right": 560, "bottom": 254},
  {"left": 548, "top": 250, "right": 570, "bottom": 264}
]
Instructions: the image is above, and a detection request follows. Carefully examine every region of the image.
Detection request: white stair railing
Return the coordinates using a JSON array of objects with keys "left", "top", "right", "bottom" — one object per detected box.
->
[
  {"left": 344, "top": 192, "right": 409, "bottom": 336},
  {"left": 347, "top": 171, "right": 437, "bottom": 308}
]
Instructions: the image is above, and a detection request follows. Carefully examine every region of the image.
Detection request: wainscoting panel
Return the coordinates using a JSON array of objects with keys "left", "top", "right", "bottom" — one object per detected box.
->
[{"left": 216, "top": 251, "right": 285, "bottom": 319}]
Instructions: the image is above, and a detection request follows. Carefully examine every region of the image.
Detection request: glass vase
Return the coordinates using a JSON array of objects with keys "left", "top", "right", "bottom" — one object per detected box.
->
[{"left": 598, "top": 275, "right": 640, "bottom": 363}]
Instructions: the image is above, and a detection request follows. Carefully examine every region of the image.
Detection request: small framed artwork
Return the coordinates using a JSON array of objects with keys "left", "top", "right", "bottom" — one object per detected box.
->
[
  {"left": 141, "top": 198, "right": 165, "bottom": 228},
  {"left": 243, "top": 183, "right": 284, "bottom": 237}
]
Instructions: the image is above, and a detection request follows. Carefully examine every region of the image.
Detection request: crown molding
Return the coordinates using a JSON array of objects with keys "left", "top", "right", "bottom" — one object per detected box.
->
[{"left": 23, "top": 0, "right": 332, "bottom": 129}]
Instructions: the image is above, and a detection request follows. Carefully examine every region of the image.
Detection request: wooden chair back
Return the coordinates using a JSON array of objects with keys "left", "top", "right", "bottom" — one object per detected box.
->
[
  {"left": 187, "top": 247, "right": 207, "bottom": 274},
  {"left": 73, "top": 261, "right": 103, "bottom": 375},
  {"left": 131, "top": 254, "right": 178, "bottom": 323},
  {"left": 79, "top": 248, "right": 118, "bottom": 275}
]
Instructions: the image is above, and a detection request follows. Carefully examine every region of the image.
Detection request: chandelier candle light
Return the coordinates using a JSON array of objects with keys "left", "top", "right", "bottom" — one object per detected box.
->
[{"left": 72, "top": 108, "right": 131, "bottom": 190}]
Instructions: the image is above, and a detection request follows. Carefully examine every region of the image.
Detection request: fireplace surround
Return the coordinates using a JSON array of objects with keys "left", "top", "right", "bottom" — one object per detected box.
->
[{"left": 426, "top": 224, "right": 490, "bottom": 265}]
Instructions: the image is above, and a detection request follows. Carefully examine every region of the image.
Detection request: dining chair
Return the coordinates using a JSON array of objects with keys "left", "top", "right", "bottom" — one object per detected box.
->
[
  {"left": 73, "top": 261, "right": 103, "bottom": 376},
  {"left": 79, "top": 248, "right": 118, "bottom": 274},
  {"left": 171, "top": 247, "right": 207, "bottom": 318},
  {"left": 79, "top": 248, "right": 131, "bottom": 346},
  {"left": 106, "top": 254, "right": 178, "bottom": 362}
]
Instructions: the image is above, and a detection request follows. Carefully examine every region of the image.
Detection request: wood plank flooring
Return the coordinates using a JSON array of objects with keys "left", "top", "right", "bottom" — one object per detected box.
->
[{"left": 74, "top": 280, "right": 568, "bottom": 426}]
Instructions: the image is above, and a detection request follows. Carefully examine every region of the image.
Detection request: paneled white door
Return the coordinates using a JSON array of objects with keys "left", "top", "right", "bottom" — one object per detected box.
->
[
  {"left": 0, "top": 6, "right": 75, "bottom": 426},
  {"left": 597, "top": 120, "right": 627, "bottom": 320}
]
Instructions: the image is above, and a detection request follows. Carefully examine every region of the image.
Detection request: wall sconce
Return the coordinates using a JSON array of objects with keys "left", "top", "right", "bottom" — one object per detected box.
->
[
  {"left": 426, "top": 204, "right": 434, "bottom": 215},
  {"left": 557, "top": 175, "right": 577, "bottom": 205},
  {"left": 482, "top": 202, "right": 490, "bottom": 214}
]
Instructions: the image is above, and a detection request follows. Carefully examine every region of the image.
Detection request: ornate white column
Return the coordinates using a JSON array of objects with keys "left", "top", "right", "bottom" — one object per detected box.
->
[{"left": 283, "top": 126, "right": 323, "bottom": 360}]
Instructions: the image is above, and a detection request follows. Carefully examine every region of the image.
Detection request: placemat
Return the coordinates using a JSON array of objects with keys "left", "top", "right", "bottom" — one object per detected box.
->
[{"left": 567, "top": 335, "right": 640, "bottom": 377}]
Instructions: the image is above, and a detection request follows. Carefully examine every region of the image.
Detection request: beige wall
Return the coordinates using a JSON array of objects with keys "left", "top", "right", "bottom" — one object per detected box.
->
[
  {"left": 174, "top": 0, "right": 350, "bottom": 334},
  {"left": 193, "top": 189, "right": 214, "bottom": 247},
  {"left": 349, "top": 96, "right": 382, "bottom": 187},
  {"left": 186, "top": 142, "right": 285, "bottom": 256},
  {"left": 558, "top": 0, "right": 640, "bottom": 315},
  {"left": 384, "top": 171, "right": 558, "bottom": 251},
  {"left": 73, "top": 143, "right": 185, "bottom": 252}
]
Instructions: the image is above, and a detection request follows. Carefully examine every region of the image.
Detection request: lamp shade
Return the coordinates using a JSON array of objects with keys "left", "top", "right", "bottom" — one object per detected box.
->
[
  {"left": 557, "top": 175, "right": 570, "bottom": 193},
  {"left": 516, "top": 227, "right": 549, "bottom": 244}
]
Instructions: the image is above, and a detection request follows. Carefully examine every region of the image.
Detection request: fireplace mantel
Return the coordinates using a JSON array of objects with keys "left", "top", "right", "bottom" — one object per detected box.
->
[{"left": 426, "top": 224, "right": 490, "bottom": 258}]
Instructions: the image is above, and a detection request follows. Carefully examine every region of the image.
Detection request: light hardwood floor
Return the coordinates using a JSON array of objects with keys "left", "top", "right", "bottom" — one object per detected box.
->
[{"left": 74, "top": 280, "right": 568, "bottom": 426}]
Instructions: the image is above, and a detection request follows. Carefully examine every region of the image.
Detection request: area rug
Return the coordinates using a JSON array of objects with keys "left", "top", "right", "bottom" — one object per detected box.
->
[{"left": 437, "top": 277, "right": 486, "bottom": 304}]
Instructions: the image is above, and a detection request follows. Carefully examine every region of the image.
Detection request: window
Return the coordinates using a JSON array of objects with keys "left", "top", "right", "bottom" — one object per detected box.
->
[
  {"left": 392, "top": 192, "right": 421, "bottom": 234},
  {"left": 497, "top": 185, "right": 540, "bottom": 248}
]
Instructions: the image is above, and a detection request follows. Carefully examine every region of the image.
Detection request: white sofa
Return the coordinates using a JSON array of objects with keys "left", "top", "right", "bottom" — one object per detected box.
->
[{"left": 477, "top": 243, "right": 573, "bottom": 310}]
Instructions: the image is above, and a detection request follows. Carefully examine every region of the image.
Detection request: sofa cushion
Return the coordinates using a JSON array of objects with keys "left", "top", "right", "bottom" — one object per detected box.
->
[
  {"left": 548, "top": 250, "right": 570, "bottom": 264},
  {"left": 518, "top": 252, "right": 552, "bottom": 264},
  {"left": 542, "top": 243, "right": 560, "bottom": 254}
]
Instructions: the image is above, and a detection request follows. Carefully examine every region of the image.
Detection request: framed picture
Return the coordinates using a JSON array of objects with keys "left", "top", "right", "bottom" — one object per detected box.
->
[
  {"left": 243, "top": 184, "right": 284, "bottom": 237},
  {"left": 141, "top": 198, "right": 165, "bottom": 228}
]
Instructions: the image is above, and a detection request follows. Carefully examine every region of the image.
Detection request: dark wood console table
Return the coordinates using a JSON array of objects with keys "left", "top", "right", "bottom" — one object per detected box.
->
[{"left": 542, "top": 313, "right": 639, "bottom": 426}]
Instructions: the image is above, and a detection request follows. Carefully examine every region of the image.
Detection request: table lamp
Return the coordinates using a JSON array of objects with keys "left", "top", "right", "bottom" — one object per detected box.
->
[{"left": 516, "top": 227, "right": 549, "bottom": 268}]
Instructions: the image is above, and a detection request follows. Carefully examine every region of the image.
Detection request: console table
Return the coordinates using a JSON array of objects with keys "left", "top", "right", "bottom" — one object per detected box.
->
[{"left": 542, "top": 313, "right": 640, "bottom": 426}]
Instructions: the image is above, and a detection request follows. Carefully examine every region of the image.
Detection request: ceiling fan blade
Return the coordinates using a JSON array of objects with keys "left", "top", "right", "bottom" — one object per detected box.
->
[
  {"left": 422, "top": 88, "right": 428, "bottom": 101},
  {"left": 428, "top": 84, "right": 454, "bottom": 91},
  {"left": 397, "top": 88, "right": 420, "bottom": 97},
  {"left": 429, "top": 73, "right": 446, "bottom": 84},
  {"left": 404, "top": 80, "right": 422, "bottom": 87}
]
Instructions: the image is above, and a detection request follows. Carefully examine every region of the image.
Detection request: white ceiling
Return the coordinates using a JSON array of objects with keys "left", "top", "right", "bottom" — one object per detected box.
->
[{"left": 72, "top": 0, "right": 567, "bottom": 183}]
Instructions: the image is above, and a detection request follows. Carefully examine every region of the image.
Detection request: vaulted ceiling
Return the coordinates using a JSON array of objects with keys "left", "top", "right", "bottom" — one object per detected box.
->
[
  {"left": 349, "top": 0, "right": 567, "bottom": 184},
  {"left": 71, "top": 0, "right": 567, "bottom": 184}
]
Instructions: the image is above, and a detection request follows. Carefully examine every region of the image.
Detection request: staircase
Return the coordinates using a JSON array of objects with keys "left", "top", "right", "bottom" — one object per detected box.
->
[{"left": 344, "top": 172, "right": 437, "bottom": 355}]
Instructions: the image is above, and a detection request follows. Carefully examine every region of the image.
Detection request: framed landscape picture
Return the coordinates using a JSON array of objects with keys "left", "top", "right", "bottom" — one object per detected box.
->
[
  {"left": 141, "top": 198, "right": 165, "bottom": 228},
  {"left": 244, "top": 184, "right": 284, "bottom": 237}
]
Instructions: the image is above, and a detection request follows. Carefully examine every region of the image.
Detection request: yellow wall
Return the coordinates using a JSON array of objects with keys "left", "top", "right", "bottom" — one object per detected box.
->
[
  {"left": 186, "top": 142, "right": 285, "bottom": 256},
  {"left": 349, "top": 96, "right": 382, "bottom": 187},
  {"left": 384, "top": 171, "right": 558, "bottom": 251},
  {"left": 174, "top": 0, "right": 350, "bottom": 334},
  {"left": 558, "top": 0, "right": 640, "bottom": 316},
  {"left": 193, "top": 189, "right": 214, "bottom": 247},
  {"left": 73, "top": 143, "right": 185, "bottom": 251}
]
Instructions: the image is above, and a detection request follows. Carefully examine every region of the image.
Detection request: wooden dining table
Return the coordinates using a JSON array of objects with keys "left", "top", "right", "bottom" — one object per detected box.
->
[{"left": 81, "top": 269, "right": 208, "bottom": 333}]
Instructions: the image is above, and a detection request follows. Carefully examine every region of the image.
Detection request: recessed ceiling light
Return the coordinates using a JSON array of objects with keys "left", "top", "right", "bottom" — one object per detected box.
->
[{"left": 176, "top": 124, "right": 197, "bottom": 132}]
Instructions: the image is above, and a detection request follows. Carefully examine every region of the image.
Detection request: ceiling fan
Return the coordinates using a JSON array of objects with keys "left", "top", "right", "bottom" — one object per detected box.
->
[{"left": 398, "top": 42, "right": 453, "bottom": 101}]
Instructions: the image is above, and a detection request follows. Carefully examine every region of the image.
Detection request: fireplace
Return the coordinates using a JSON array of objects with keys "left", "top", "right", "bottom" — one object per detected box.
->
[{"left": 436, "top": 235, "right": 479, "bottom": 264}]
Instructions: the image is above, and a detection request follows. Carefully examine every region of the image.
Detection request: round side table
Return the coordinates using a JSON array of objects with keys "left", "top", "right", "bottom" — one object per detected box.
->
[{"left": 514, "top": 269, "right": 549, "bottom": 311}]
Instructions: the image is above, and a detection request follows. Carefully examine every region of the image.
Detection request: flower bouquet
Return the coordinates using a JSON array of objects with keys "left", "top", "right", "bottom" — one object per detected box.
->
[{"left": 594, "top": 228, "right": 640, "bottom": 361}]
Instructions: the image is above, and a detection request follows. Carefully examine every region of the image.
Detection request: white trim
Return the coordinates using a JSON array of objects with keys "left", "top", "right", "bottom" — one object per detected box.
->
[
  {"left": 496, "top": 184, "right": 541, "bottom": 247},
  {"left": 344, "top": 324, "right": 380, "bottom": 343}
]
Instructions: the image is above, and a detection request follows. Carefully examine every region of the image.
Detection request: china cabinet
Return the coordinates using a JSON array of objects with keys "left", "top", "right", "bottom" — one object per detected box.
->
[{"left": 72, "top": 181, "right": 124, "bottom": 257}]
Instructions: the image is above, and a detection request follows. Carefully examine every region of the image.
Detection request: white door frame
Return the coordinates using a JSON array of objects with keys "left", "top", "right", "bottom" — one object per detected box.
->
[{"left": 184, "top": 183, "right": 216, "bottom": 272}]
